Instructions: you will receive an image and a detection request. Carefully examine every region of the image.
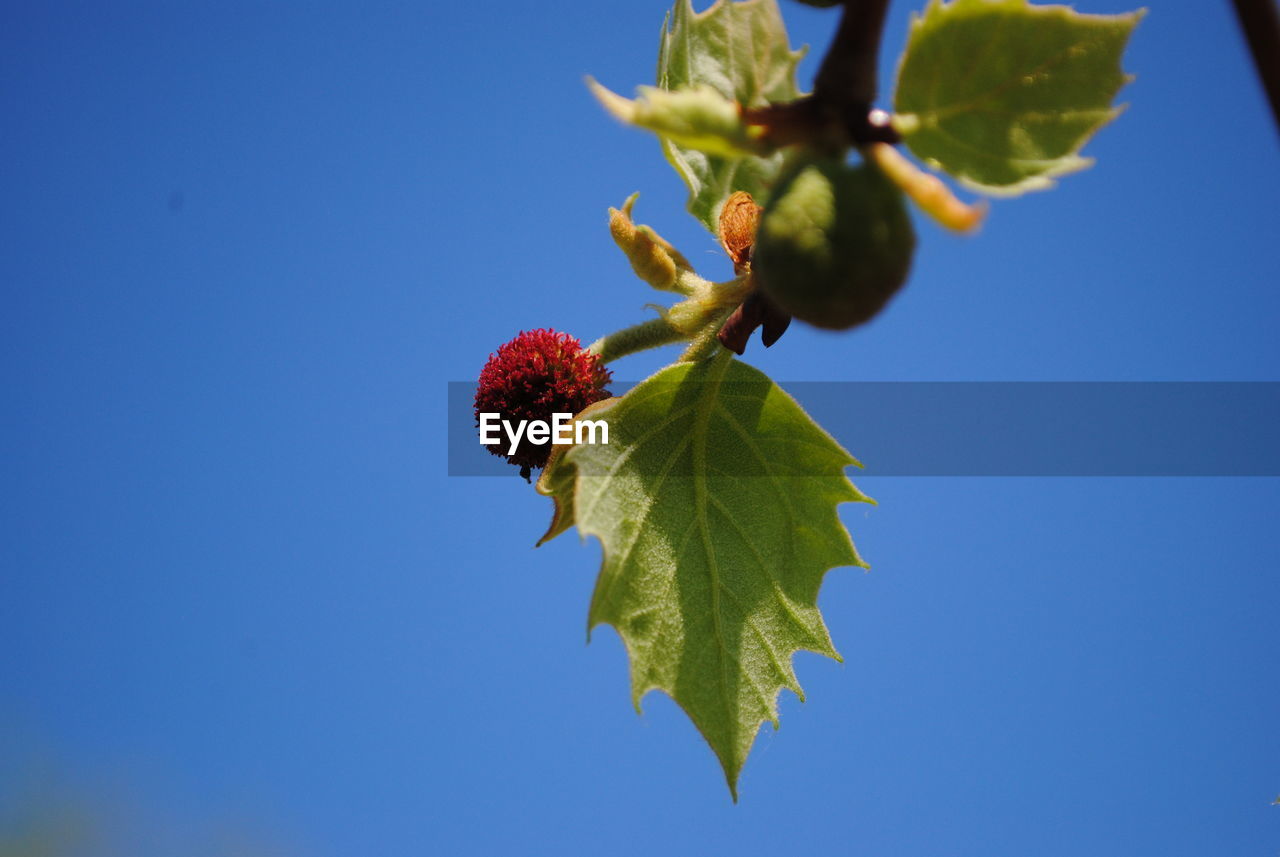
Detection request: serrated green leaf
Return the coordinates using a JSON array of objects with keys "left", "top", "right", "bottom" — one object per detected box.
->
[
  {"left": 561, "top": 350, "right": 871, "bottom": 798},
  {"left": 657, "top": 0, "right": 806, "bottom": 231},
  {"left": 893, "top": 0, "right": 1143, "bottom": 194}
]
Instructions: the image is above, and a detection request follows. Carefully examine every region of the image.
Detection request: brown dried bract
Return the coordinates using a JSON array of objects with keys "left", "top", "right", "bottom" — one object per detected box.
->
[
  {"left": 718, "top": 191, "right": 762, "bottom": 273},
  {"left": 717, "top": 292, "right": 792, "bottom": 355}
]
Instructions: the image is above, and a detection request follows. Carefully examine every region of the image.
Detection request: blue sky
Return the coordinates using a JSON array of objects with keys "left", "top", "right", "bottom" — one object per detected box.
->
[{"left": 2, "top": 1, "right": 1277, "bottom": 855}]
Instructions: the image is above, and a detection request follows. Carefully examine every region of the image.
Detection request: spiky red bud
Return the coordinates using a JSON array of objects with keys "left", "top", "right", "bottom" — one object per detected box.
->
[{"left": 474, "top": 329, "right": 612, "bottom": 480}]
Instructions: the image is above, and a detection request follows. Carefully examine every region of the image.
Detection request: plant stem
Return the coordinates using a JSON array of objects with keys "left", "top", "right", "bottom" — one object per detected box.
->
[
  {"left": 814, "top": 0, "right": 892, "bottom": 108},
  {"left": 587, "top": 317, "right": 686, "bottom": 365},
  {"left": 1230, "top": 0, "right": 1280, "bottom": 135},
  {"left": 679, "top": 306, "right": 737, "bottom": 363}
]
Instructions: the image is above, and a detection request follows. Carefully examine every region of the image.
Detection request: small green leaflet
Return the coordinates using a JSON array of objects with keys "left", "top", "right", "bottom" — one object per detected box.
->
[
  {"left": 541, "top": 351, "right": 872, "bottom": 798},
  {"left": 893, "top": 0, "right": 1144, "bottom": 194},
  {"left": 657, "top": 0, "right": 805, "bottom": 232},
  {"left": 587, "top": 81, "right": 769, "bottom": 160}
]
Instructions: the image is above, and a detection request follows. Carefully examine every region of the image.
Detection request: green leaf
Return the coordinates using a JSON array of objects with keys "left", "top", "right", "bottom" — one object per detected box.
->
[
  {"left": 588, "top": 80, "right": 769, "bottom": 160},
  {"left": 657, "top": 0, "right": 806, "bottom": 231},
  {"left": 536, "top": 398, "right": 620, "bottom": 546},
  {"left": 893, "top": 0, "right": 1144, "bottom": 195},
  {"left": 557, "top": 350, "right": 871, "bottom": 797},
  {"left": 535, "top": 434, "right": 582, "bottom": 547}
]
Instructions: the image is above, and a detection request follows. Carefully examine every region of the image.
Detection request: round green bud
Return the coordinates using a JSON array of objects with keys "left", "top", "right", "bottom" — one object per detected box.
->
[{"left": 754, "top": 157, "right": 915, "bottom": 331}]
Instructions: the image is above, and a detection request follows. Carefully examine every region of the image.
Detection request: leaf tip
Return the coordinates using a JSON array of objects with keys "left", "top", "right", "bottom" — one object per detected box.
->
[
  {"left": 621, "top": 191, "right": 640, "bottom": 217},
  {"left": 630, "top": 683, "right": 649, "bottom": 716},
  {"left": 585, "top": 76, "right": 636, "bottom": 124},
  {"left": 845, "top": 481, "right": 876, "bottom": 506}
]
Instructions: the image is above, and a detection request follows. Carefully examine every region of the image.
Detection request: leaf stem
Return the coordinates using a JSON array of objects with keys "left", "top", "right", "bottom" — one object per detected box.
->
[
  {"left": 587, "top": 317, "right": 686, "bottom": 365},
  {"left": 679, "top": 306, "right": 737, "bottom": 363},
  {"left": 865, "top": 142, "right": 986, "bottom": 232}
]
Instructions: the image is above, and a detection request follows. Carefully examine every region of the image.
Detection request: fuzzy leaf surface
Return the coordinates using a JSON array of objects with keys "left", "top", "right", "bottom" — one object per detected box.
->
[
  {"left": 893, "top": 0, "right": 1143, "bottom": 194},
  {"left": 588, "top": 80, "right": 768, "bottom": 159},
  {"left": 657, "top": 0, "right": 805, "bottom": 231},
  {"left": 560, "top": 351, "right": 871, "bottom": 797}
]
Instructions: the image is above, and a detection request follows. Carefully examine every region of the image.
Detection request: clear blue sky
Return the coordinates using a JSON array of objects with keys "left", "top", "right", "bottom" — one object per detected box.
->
[{"left": 2, "top": 1, "right": 1277, "bottom": 855}]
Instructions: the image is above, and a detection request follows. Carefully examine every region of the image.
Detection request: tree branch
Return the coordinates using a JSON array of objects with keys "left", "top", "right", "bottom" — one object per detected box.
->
[
  {"left": 1230, "top": 0, "right": 1280, "bottom": 136},
  {"left": 814, "top": 0, "right": 893, "bottom": 108}
]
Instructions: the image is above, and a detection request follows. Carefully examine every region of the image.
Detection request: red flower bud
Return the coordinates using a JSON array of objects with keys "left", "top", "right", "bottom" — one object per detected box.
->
[{"left": 474, "top": 329, "right": 612, "bottom": 480}]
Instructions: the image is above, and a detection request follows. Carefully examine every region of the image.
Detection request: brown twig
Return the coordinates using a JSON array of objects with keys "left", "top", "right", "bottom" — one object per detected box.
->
[
  {"left": 743, "top": 0, "right": 899, "bottom": 148},
  {"left": 814, "top": 0, "right": 893, "bottom": 109},
  {"left": 1230, "top": 0, "right": 1280, "bottom": 135}
]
